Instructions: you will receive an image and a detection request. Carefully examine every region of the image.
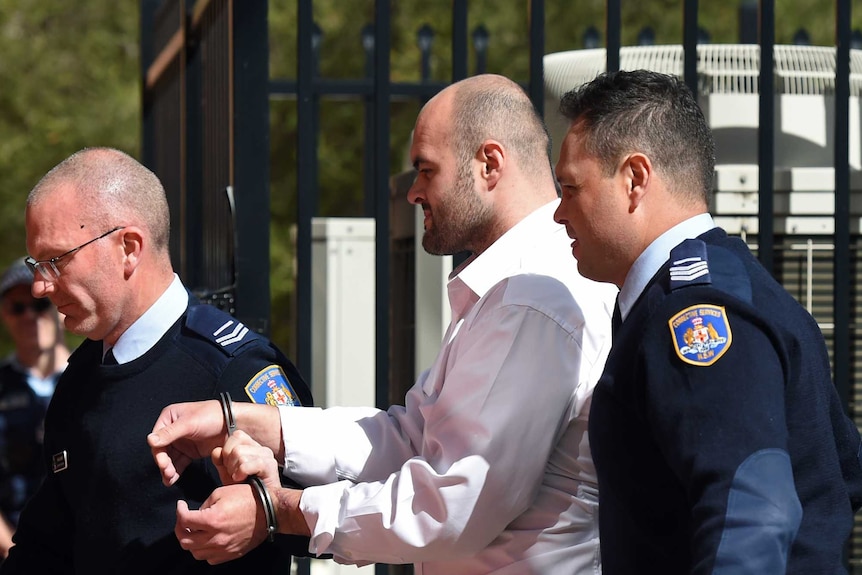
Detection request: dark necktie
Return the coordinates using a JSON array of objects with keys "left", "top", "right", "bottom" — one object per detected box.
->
[
  {"left": 612, "top": 298, "right": 622, "bottom": 339},
  {"left": 103, "top": 349, "right": 118, "bottom": 365}
]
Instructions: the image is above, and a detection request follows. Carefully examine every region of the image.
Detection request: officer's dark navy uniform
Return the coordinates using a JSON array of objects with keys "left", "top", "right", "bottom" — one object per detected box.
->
[
  {"left": 591, "top": 226, "right": 862, "bottom": 574},
  {"left": 1, "top": 300, "right": 313, "bottom": 575},
  {"left": 0, "top": 359, "right": 56, "bottom": 527}
]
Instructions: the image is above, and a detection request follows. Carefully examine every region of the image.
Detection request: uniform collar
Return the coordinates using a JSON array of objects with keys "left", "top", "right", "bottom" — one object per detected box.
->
[
  {"left": 105, "top": 274, "right": 188, "bottom": 364},
  {"left": 618, "top": 213, "right": 715, "bottom": 322}
]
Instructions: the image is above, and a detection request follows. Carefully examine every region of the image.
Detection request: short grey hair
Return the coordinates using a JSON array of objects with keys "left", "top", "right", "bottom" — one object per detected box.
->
[{"left": 28, "top": 147, "right": 171, "bottom": 252}]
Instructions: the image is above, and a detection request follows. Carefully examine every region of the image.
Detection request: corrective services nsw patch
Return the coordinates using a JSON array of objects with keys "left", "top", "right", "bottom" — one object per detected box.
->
[
  {"left": 245, "top": 365, "right": 301, "bottom": 406},
  {"left": 668, "top": 304, "right": 732, "bottom": 366}
]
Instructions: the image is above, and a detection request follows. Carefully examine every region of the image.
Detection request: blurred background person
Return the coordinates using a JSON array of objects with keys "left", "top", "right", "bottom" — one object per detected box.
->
[{"left": 0, "top": 257, "right": 69, "bottom": 559}]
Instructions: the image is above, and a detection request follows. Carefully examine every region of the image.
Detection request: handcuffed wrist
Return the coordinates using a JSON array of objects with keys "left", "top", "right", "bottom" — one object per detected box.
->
[
  {"left": 248, "top": 476, "right": 279, "bottom": 542},
  {"left": 219, "top": 391, "right": 278, "bottom": 542},
  {"left": 219, "top": 392, "right": 237, "bottom": 436}
]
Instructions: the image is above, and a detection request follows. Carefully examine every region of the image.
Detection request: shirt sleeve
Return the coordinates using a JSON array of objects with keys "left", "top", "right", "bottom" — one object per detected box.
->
[
  {"left": 283, "top": 276, "right": 594, "bottom": 564},
  {"left": 642, "top": 299, "right": 802, "bottom": 574}
]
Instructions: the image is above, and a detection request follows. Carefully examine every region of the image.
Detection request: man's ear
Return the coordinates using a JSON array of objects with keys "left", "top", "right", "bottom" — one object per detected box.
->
[
  {"left": 478, "top": 140, "right": 505, "bottom": 189},
  {"left": 120, "top": 227, "right": 144, "bottom": 276},
  {"left": 625, "top": 153, "right": 652, "bottom": 211}
]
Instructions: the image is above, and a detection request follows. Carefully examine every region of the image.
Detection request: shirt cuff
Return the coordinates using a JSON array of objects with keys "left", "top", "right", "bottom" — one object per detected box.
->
[
  {"left": 278, "top": 405, "right": 339, "bottom": 484},
  {"left": 299, "top": 481, "right": 354, "bottom": 557}
]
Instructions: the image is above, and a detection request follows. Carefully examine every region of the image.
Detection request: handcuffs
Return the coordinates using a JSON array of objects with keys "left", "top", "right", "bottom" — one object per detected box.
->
[{"left": 219, "top": 392, "right": 278, "bottom": 543}]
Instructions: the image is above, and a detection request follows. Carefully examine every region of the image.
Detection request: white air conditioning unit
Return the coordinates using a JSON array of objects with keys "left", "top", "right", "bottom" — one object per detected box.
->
[{"left": 543, "top": 45, "right": 862, "bottom": 235}]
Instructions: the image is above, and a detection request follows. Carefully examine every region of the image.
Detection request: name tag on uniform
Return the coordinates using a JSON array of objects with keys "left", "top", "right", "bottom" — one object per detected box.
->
[{"left": 52, "top": 450, "right": 68, "bottom": 473}]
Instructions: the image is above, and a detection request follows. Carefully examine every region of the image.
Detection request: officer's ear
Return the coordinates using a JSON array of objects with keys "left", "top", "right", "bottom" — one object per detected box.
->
[
  {"left": 624, "top": 153, "right": 652, "bottom": 212},
  {"left": 119, "top": 227, "right": 145, "bottom": 277}
]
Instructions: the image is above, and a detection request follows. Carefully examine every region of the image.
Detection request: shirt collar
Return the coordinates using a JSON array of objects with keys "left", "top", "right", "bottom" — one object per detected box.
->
[
  {"left": 105, "top": 274, "right": 189, "bottom": 363},
  {"left": 447, "top": 200, "right": 562, "bottom": 321},
  {"left": 618, "top": 213, "right": 715, "bottom": 321}
]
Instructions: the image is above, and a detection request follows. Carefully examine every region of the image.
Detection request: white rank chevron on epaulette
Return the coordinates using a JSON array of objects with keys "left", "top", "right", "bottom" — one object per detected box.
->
[
  {"left": 670, "top": 256, "right": 710, "bottom": 282},
  {"left": 668, "top": 239, "right": 712, "bottom": 290},
  {"left": 213, "top": 319, "right": 249, "bottom": 346}
]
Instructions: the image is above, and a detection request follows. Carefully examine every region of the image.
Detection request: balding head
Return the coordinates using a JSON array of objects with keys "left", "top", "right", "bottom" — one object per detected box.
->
[
  {"left": 442, "top": 74, "right": 555, "bottom": 186},
  {"left": 28, "top": 147, "right": 171, "bottom": 255},
  {"left": 408, "top": 75, "right": 560, "bottom": 256},
  {"left": 25, "top": 147, "right": 175, "bottom": 344}
]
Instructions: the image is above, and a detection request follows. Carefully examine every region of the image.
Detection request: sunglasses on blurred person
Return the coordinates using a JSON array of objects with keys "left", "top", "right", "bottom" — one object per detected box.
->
[{"left": 4, "top": 299, "right": 52, "bottom": 317}]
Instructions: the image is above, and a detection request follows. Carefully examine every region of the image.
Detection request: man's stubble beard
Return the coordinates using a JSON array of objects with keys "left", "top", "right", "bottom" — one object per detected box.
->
[{"left": 422, "top": 162, "right": 495, "bottom": 256}]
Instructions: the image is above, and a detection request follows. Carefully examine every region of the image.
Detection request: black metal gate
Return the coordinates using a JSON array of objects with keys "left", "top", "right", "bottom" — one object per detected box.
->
[{"left": 141, "top": 0, "right": 271, "bottom": 334}]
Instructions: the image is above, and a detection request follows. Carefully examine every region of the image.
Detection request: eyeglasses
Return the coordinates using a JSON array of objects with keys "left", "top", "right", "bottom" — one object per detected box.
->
[
  {"left": 25, "top": 226, "right": 125, "bottom": 282},
  {"left": 5, "top": 299, "right": 52, "bottom": 317}
]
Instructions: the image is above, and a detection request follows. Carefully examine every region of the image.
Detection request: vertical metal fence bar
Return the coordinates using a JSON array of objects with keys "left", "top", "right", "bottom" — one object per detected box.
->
[
  {"left": 606, "top": 0, "right": 621, "bottom": 72},
  {"left": 232, "top": 0, "right": 271, "bottom": 333},
  {"left": 529, "top": 0, "right": 544, "bottom": 116},
  {"left": 373, "top": 2, "right": 391, "bottom": 412},
  {"left": 834, "top": 0, "right": 851, "bottom": 410},
  {"left": 185, "top": 9, "right": 203, "bottom": 290},
  {"left": 683, "top": 0, "right": 698, "bottom": 95},
  {"left": 199, "top": 1, "right": 234, "bottom": 308},
  {"left": 449, "top": 0, "right": 470, "bottom": 271},
  {"left": 740, "top": 0, "right": 758, "bottom": 44},
  {"left": 373, "top": 1, "right": 391, "bottom": 573},
  {"left": 452, "top": 0, "right": 468, "bottom": 82},
  {"left": 311, "top": 23, "right": 322, "bottom": 219},
  {"left": 296, "top": 0, "right": 314, "bottom": 398},
  {"left": 146, "top": 0, "right": 187, "bottom": 288},
  {"left": 141, "top": 0, "right": 160, "bottom": 170},
  {"left": 364, "top": 24, "right": 377, "bottom": 217},
  {"left": 758, "top": 0, "right": 775, "bottom": 274}
]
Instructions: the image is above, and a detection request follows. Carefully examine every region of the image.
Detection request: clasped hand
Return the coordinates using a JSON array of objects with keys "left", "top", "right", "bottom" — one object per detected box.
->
[{"left": 148, "top": 401, "right": 284, "bottom": 564}]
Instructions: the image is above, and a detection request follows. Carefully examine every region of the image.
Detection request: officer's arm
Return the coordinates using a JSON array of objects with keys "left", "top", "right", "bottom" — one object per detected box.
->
[{"left": 644, "top": 308, "right": 801, "bottom": 574}]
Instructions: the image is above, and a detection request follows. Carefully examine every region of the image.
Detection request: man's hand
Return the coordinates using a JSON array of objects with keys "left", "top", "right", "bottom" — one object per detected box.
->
[
  {"left": 174, "top": 481, "right": 311, "bottom": 564},
  {"left": 212, "top": 430, "right": 281, "bottom": 491},
  {"left": 149, "top": 400, "right": 286, "bottom": 486},
  {"left": 148, "top": 400, "right": 227, "bottom": 486},
  {"left": 174, "top": 485, "right": 267, "bottom": 565}
]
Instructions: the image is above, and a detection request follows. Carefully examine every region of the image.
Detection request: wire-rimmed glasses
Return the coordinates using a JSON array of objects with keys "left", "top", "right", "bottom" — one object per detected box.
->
[{"left": 25, "top": 226, "right": 125, "bottom": 282}]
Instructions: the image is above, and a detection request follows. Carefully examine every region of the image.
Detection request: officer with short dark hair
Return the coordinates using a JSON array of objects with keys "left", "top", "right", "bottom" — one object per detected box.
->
[
  {"left": 554, "top": 69, "right": 862, "bottom": 574},
  {"left": 0, "top": 147, "right": 313, "bottom": 574}
]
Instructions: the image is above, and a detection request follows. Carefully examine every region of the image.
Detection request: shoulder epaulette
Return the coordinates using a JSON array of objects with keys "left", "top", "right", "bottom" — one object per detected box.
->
[
  {"left": 184, "top": 304, "right": 260, "bottom": 356},
  {"left": 705, "top": 242, "right": 754, "bottom": 304},
  {"left": 669, "top": 239, "right": 711, "bottom": 291}
]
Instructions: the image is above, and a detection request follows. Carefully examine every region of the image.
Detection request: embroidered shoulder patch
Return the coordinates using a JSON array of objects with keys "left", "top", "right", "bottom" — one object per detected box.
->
[
  {"left": 245, "top": 365, "right": 301, "bottom": 406},
  {"left": 668, "top": 304, "right": 732, "bottom": 366}
]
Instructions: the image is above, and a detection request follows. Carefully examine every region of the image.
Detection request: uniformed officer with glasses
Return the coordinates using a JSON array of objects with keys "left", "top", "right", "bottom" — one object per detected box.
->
[{"left": 1, "top": 147, "right": 312, "bottom": 575}]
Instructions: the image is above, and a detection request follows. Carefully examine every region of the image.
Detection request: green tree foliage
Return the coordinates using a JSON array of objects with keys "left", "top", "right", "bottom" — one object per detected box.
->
[{"left": 0, "top": 0, "right": 139, "bottom": 352}]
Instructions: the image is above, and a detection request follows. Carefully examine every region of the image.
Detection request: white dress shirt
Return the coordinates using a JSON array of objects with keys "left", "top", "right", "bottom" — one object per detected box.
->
[
  {"left": 103, "top": 274, "right": 188, "bottom": 364},
  {"left": 280, "top": 200, "right": 618, "bottom": 574}
]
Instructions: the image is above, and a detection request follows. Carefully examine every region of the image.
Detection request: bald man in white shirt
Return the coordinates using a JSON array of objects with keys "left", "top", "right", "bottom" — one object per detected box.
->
[{"left": 149, "top": 74, "right": 618, "bottom": 574}]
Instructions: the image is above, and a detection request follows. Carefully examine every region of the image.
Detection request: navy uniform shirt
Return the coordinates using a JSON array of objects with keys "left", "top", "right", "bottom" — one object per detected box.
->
[
  {"left": 591, "top": 225, "right": 862, "bottom": 574},
  {"left": 1, "top": 280, "right": 313, "bottom": 574}
]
